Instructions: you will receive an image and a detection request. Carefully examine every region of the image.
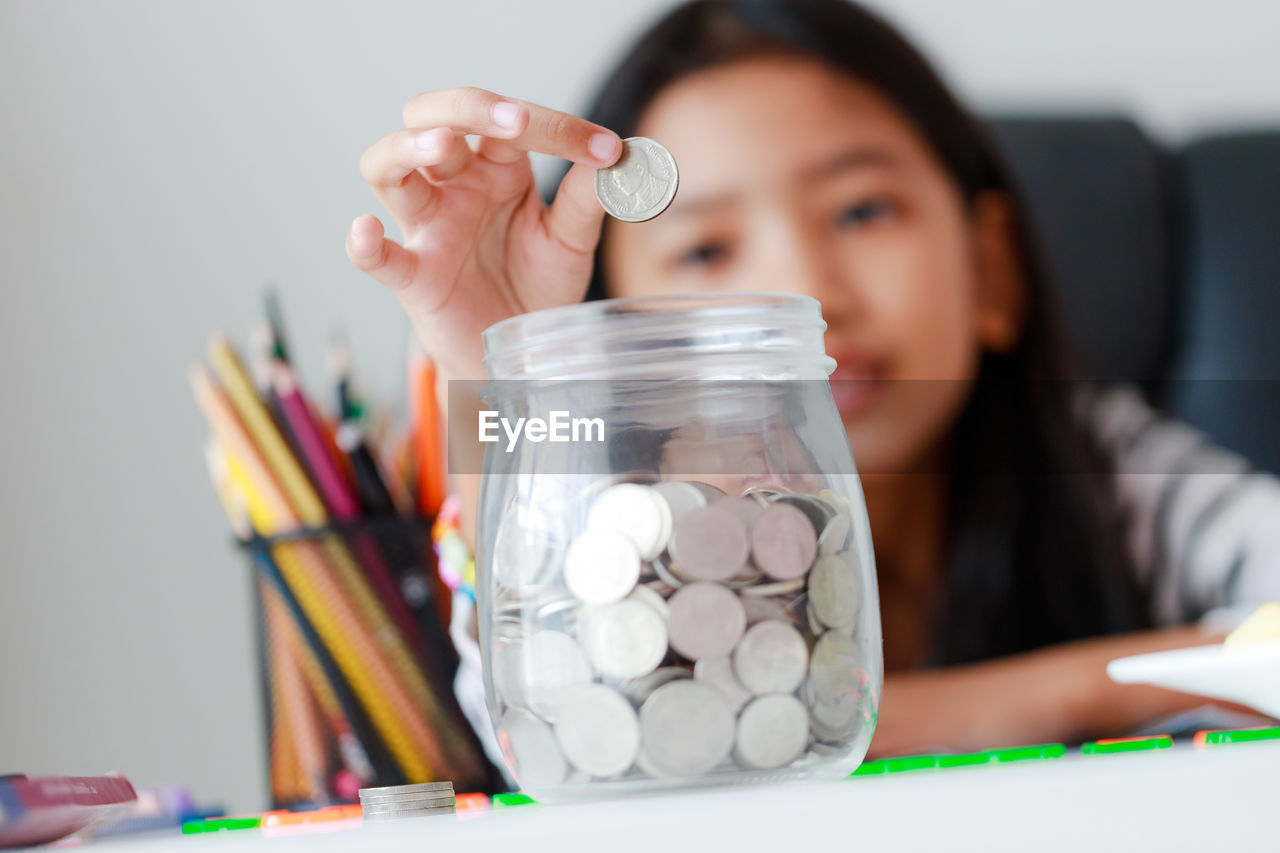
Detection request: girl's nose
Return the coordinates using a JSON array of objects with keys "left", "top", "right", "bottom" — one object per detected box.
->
[{"left": 757, "top": 216, "right": 864, "bottom": 322}]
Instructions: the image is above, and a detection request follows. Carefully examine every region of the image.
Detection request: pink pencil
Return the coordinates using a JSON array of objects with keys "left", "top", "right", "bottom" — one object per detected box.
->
[
  {"left": 270, "top": 362, "right": 359, "bottom": 520},
  {"left": 269, "top": 361, "right": 429, "bottom": 659}
]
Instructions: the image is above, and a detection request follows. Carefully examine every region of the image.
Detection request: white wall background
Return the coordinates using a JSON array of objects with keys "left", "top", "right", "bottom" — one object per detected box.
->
[{"left": 1, "top": 0, "right": 1277, "bottom": 814}]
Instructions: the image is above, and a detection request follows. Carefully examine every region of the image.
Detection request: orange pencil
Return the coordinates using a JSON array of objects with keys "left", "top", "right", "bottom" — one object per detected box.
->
[
  {"left": 267, "top": 617, "right": 300, "bottom": 804},
  {"left": 279, "top": 593, "right": 376, "bottom": 785},
  {"left": 264, "top": 578, "right": 326, "bottom": 802},
  {"left": 408, "top": 340, "right": 446, "bottom": 517}
]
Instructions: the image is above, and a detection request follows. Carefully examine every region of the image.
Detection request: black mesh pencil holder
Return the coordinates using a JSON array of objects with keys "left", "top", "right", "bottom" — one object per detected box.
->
[{"left": 239, "top": 515, "right": 501, "bottom": 809}]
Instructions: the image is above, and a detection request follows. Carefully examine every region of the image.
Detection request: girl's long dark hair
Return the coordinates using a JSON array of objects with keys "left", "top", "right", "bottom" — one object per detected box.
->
[{"left": 571, "top": 0, "right": 1149, "bottom": 664}]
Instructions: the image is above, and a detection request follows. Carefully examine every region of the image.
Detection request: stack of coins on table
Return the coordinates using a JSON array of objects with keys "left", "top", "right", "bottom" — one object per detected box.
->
[
  {"left": 358, "top": 782, "right": 456, "bottom": 820},
  {"left": 489, "top": 479, "right": 872, "bottom": 791}
]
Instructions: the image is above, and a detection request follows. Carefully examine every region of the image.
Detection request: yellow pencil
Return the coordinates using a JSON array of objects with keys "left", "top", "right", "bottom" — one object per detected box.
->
[
  {"left": 209, "top": 442, "right": 374, "bottom": 788},
  {"left": 191, "top": 365, "right": 443, "bottom": 780},
  {"left": 220, "top": 443, "right": 466, "bottom": 777},
  {"left": 205, "top": 339, "right": 472, "bottom": 772},
  {"left": 204, "top": 441, "right": 252, "bottom": 539},
  {"left": 278, "top": 591, "right": 375, "bottom": 784},
  {"left": 207, "top": 335, "right": 326, "bottom": 524}
]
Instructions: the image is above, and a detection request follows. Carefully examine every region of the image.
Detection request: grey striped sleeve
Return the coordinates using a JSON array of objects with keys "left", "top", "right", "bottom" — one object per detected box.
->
[{"left": 1083, "top": 385, "right": 1280, "bottom": 631}]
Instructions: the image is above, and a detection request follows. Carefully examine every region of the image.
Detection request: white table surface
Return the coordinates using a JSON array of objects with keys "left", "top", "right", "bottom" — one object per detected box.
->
[{"left": 91, "top": 741, "right": 1279, "bottom": 852}]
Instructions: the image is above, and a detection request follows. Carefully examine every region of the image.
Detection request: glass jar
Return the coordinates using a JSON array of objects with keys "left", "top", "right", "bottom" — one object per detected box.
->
[{"left": 473, "top": 293, "right": 881, "bottom": 802}]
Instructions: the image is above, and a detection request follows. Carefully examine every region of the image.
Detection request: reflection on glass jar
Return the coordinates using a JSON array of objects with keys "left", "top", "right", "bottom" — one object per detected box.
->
[{"left": 475, "top": 293, "right": 882, "bottom": 802}]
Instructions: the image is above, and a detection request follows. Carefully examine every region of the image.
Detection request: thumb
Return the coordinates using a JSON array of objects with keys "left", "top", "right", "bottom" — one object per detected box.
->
[{"left": 543, "top": 161, "right": 609, "bottom": 255}]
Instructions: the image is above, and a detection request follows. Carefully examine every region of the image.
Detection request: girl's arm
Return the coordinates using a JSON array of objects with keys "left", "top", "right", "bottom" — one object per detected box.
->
[{"left": 868, "top": 625, "right": 1247, "bottom": 758}]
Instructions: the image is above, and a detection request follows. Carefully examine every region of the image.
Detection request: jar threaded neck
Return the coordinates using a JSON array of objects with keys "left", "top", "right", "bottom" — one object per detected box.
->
[{"left": 482, "top": 293, "right": 834, "bottom": 381}]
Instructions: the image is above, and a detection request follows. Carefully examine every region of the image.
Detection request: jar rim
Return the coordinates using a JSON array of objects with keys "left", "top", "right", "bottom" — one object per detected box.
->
[{"left": 482, "top": 293, "right": 832, "bottom": 381}]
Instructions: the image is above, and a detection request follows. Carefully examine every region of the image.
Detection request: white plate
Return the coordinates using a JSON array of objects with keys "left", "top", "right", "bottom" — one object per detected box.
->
[{"left": 1107, "top": 641, "right": 1280, "bottom": 718}]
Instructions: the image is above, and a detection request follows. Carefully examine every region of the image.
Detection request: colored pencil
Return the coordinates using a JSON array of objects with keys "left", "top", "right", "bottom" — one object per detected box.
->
[
  {"left": 270, "top": 361, "right": 429, "bottom": 660},
  {"left": 408, "top": 341, "right": 446, "bottom": 517},
  {"left": 195, "top": 309, "right": 492, "bottom": 795},
  {"left": 208, "top": 440, "right": 396, "bottom": 788},
  {"left": 263, "top": 577, "right": 327, "bottom": 802},
  {"left": 204, "top": 342, "right": 467, "bottom": 771},
  {"left": 190, "top": 365, "right": 447, "bottom": 781},
  {"left": 263, "top": 287, "right": 291, "bottom": 364},
  {"left": 336, "top": 421, "right": 459, "bottom": 679}
]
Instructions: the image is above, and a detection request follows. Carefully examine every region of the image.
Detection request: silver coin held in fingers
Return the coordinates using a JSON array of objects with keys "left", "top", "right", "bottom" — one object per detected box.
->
[{"left": 595, "top": 137, "right": 679, "bottom": 222}]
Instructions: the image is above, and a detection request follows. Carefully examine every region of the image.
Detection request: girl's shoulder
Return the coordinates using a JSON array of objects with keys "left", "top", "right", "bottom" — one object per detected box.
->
[{"left": 1077, "top": 383, "right": 1254, "bottom": 480}]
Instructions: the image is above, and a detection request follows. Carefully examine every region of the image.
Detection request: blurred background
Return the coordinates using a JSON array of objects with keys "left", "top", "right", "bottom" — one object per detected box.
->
[{"left": 1, "top": 0, "right": 1277, "bottom": 815}]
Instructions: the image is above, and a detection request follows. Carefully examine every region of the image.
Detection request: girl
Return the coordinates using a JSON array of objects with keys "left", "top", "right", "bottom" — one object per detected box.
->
[{"left": 346, "top": 0, "right": 1280, "bottom": 757}]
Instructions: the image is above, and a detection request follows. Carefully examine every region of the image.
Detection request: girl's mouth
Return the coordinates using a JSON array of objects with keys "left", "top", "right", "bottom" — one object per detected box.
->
[{"left": 827, "top": 354, "right": 886, "bottom": 419}]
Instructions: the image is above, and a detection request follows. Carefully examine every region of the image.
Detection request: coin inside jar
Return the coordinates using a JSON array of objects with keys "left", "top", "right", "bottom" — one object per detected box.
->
[
  {"left": 627, "top": 582, "right": 670, "bottom": 620},
  {"left": 553, "top": 684, "right": 640, "bottom": 778},
  {"left": 666, "top": 582, "right": 746, "bottom": 661},
  {"left": 735, "top": 694, "right": 810, "bottom": 770},
  {"left": 750, "top": 502, "right": 819, "bottom": 580},
  {"left": 808, "top": 631, "right": 861, "bottom": 688},
  {"left": 594, "top": 136, "right": 679, "bottom": 223},
  {"left": 619, "top": 665, "right": 691, "bottom": 705},
  {"left": 492, "top": 640, "right": 526, "bottom": 709},
  {"left": 652, "top": 480, "right": 707, "bottom": 523},
  {"left": 737, "top": 577, "right": 806, "bottom": 598},
  {"left": 774, "top": 493, "right": 834, "bottom": 535},
  {"left": 668, "top": 505, "right": 749, "bottom": 581},
  {"left": 651, "top": 552, "right": 691, "bottom": 589},
  {"left": 688, "top": 481, "right": 727, "bottom": 502},
  {"left": 586, "top": 483, "right": 672, "bottom": 561},
  {"left": 493, "top": 504, "right": 565, "bottom": 588},
  {"left": 732, "top": 619, "right": 808, "bottom": 695},
  {"left": 807, "top": 631, "right": 863, "bottom": 738},
  {"left": 563, "top": 529, "right": 641, "bottom": 604},
  {"left": 638, "top": 680, "right": 734, "bottom": 776},
  {"left": 693, "top": 655, "right": 752, "bottom": 714},
  {"left": 578, "top": 598, "right": 668, "bottom": 680},
  {"left": 523, "top": 629, "right": 595, "bottom": 721},
  {"left": 499, "top": 709, "right": 568, "bottom": 789},
  {"left": 809, "top": 688, "right": 861, "bottom": 741},
  {"left": 817, "top": 509, "right": 852, "bottom": 555},
  {"left": 713, "top": 496, "right": 765, "bottom": 527},
  {"left": 808, "top": 553, "right": 861, "bottom": 631},
  {"left": 739, "top": 595, "right": 790, "bottom": 625}
]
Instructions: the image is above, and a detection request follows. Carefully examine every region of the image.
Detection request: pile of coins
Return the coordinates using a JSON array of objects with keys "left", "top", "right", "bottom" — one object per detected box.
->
[
  {"left": 358, "top": 782, "right": 456, "bottom": 820},
  {"left": 490, "top": 480, "right": 871, "bottom": 790}
]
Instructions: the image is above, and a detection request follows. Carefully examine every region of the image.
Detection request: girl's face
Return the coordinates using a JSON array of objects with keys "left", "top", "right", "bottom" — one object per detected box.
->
[{"left": 603, "top": 56, "right": 1023, "bottom": 474}]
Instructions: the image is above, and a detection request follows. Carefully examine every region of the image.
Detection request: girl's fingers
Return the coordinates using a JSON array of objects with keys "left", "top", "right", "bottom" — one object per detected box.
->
[
  {"left": 472, "top": 134, "right": 533, "bottom": 166},
  {"left": 420, "top": 131, "right": 476, "bottom": 183},
  {"left": 346, "top": 214, "right": 418, "bottom": 295},
  {"left": 401, "top": 87, "right": 621, "bottom": 167},
  {"left": 543, "top": 161, "right": 608, "bottom": 254},
  {"left": 358, "top": 127, "right": 461, "bottom": 229}
]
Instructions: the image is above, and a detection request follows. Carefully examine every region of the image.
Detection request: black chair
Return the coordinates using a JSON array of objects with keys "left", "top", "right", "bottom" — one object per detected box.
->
[{"left": 989, "top": 118, "right": 1280, "bottom": 474}]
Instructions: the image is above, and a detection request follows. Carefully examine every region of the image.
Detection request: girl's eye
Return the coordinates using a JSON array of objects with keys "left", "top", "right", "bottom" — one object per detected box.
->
[
  {"left": 836, "top": 198, "right": 895, "bottom": 228},
  {"left": 677, "top": 242, "right": 729, "bottom": 268}
]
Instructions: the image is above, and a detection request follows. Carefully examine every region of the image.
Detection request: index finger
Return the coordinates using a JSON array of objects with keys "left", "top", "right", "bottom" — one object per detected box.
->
[{"left": 401, "top": 87, "right": 621, "bottom": 167}]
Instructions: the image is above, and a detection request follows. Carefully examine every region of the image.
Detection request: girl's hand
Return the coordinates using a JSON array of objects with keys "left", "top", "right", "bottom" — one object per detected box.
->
[
  {"left": 868, "top": 667, "right": 1070, "bottom": 759},
  {"left": 346, "top": 87, "right": 622, "bottom": 380},
  {"left": 867, "top": 627, "right": 1231, "bottom": 759}
]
